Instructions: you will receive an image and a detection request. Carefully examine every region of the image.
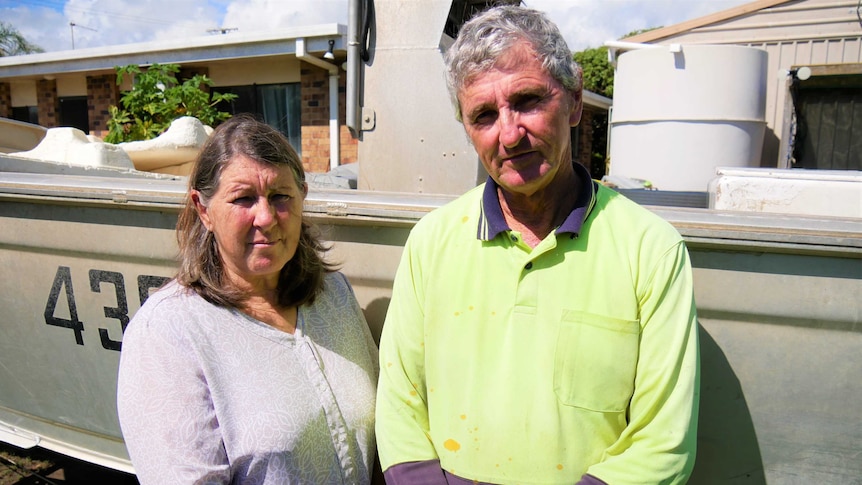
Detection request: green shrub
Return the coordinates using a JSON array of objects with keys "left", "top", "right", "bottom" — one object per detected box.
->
[{"left": 105, "top": 63, "right": 237, "bottom": 143}]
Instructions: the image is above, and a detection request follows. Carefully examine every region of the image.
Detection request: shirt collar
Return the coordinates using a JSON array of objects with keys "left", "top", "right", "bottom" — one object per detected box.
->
[{"left": 477, "top": 162, "right": 597, "bottom": 241}]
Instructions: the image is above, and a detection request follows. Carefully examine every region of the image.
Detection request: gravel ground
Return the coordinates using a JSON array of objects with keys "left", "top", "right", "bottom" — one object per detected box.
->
[{"left": 0, "top": 443, "right": 138, "bottom": 485}]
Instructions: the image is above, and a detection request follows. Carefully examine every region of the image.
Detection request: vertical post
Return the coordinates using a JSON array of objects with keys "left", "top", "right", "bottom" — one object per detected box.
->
[{"left": 329, "top": 72, "right": 340, "bottom": 170}]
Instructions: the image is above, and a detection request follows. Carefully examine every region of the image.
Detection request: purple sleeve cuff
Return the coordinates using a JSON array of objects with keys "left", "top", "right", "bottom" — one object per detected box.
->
[
  {"left": 383, "top": 459, "right": 448, "bottom": 485},
  {"left": 576, "top": 474, "right": 608, "bottom": 485},
  {"left": 384, "top": 461, "right": 606, "bottom": 485}
]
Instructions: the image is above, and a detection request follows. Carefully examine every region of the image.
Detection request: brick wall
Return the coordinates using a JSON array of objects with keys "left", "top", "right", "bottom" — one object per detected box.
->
[
  {"left": 36, "top": 79, "right": 60, "bottom": 128},
  {"left": 0, "top": 83, "right": 10, "bottom": 118},
  {"left": 299, "top": 65, "right": 358, "bottom": 173},
  {"left": 87, "top": 74, "right": 119, "bottom": 137},
  {"left": 577, "top": 108, "right": 596, "bottom": 172}
]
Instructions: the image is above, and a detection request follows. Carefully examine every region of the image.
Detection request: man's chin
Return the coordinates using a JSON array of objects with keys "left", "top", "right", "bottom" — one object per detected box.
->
[{"left": 496, "top": 175, "right": 548, "bottom": 197}]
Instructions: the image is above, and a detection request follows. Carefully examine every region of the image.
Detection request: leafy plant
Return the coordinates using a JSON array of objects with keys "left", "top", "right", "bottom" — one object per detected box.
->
[
  {"left": 574, "top": 46, "right": 614, "bottom": 99},
  {"left": 105, "top": 63, "right": 237, "bottom": 143}
]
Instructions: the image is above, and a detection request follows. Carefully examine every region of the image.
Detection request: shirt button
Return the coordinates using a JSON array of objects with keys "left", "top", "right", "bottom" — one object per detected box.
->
[{"left": 525, "top": 262, "right": 533, "bottom": 270}]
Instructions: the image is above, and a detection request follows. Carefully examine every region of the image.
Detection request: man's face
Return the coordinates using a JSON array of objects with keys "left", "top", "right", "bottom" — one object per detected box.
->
[{"left": 458, "top": 41, "right": 582, "bottom": 197}]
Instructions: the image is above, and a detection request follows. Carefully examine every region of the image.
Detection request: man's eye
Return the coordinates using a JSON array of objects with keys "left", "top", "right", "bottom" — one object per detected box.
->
[
  {"left": 515, "top": 95, "right": 542, "bottom": 111},
  {"left": 472, "top": 110, "right": 497, "bottom": 125}
]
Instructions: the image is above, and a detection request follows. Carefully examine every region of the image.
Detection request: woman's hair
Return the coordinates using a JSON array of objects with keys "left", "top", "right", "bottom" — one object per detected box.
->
[
  {"left": 175, "top": 113, "right": 335, "bottom": 308},
  {"left": 444, "top": 5, "right": 582, "bottom": 121}
]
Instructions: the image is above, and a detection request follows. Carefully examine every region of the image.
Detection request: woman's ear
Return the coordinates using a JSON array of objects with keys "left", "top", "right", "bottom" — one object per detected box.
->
[
  {"left": 191, "top": 190, "right": 212, "bottom": 231},
  {"left": 302, "top": 182, "right": 309, "bottom": 198}
]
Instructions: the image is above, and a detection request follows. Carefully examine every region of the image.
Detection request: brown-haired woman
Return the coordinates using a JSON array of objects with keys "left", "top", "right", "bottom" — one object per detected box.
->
[{"left": 117, "top": 114, "right": 378, "bottom": 484}]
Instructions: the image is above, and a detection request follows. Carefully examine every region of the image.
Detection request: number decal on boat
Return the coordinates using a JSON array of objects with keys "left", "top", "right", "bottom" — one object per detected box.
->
[
  {"left": 89, "top": 270, "right": 129, "bottom": 351},
  {"left": 44, "top": 266, "right": 170, "bottom": 351},
  {"left": 44, "top": 266, "right": 85, "bottom": 345}
]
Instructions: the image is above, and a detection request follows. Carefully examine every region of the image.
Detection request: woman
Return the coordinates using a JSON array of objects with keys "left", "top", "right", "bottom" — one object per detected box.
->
[{"left": 117, "top": 114, "right": 378, "bottom": 484}]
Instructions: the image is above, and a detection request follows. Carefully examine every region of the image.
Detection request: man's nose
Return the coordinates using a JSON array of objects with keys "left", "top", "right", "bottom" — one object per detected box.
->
[{"left": 498, "top": 110, "right": 525, "bottom": 148}]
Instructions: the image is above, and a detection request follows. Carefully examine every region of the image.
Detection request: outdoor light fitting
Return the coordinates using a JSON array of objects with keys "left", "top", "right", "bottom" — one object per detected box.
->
[{"left": 323, "top": 39, "right": 336, "bottom": 60}]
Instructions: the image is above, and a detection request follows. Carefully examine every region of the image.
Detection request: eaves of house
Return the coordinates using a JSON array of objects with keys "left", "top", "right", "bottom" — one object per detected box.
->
[{"left": 0, "top": 24, "right": 346, "bottom": 80}]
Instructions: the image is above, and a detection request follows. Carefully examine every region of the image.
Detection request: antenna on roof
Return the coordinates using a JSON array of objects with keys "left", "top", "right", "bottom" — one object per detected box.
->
[
  {"left": 207, "top": 27, "right": 239, "bottom": 35},
  {"left": 69, "top": 22, "right": 97, "bottom": 50}
]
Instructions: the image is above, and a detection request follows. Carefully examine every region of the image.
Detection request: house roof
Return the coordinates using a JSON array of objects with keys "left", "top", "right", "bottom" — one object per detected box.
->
[
  {"left": 0, "top": 24, "right": 345, "bottom": 80},
  {"left": 622, "top": 0, "right": 796, "bottom": 44}
]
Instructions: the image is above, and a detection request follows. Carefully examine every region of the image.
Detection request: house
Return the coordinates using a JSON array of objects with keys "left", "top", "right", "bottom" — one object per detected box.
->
[
  {"left": 0, "top": 25, "right": 351, "bottom": 174},
  {"left": 622, "top": 0, "right": 862, "bottom": 170}
]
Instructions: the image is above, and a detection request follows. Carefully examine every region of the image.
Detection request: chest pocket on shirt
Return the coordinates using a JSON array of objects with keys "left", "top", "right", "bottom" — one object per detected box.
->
[{"left": 554, "top": 311, "right": 640, "bottom": 412}]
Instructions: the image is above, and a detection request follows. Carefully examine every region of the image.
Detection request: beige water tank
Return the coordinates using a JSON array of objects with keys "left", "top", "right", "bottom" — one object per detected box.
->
[{"left": 609, "top": 44, "right": 767, "bottom": 192}]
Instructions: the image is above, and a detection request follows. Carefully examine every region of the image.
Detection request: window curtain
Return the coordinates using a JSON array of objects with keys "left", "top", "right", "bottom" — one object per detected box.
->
[{"left": 260, "top": 84, "right": 302, "bottom": 154}]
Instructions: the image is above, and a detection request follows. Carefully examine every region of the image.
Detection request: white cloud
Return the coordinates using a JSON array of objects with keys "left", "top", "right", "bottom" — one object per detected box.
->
[
  {"left": 3, "top": 3, "right": 67, "bottom": 52},
  {"left": 223, "top": 0, "right": 348, "bottom": 32},
  {"left": 3, "top": 0, "right": 751, "bottom": 53},
  {"left": 528, "top": 0, "right": 751, "bottom": 51},
  {"left": 3, "top": 0, "right": 226, "bottom": 51}
]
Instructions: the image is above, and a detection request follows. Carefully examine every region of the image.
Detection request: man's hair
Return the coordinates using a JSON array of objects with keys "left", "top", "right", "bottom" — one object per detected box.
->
[
  {"left": 444, "top": 5, "right": 582, "bottom": 121},
  {"left": 175, "top": 113, "right": 335, "bottom": 308}
]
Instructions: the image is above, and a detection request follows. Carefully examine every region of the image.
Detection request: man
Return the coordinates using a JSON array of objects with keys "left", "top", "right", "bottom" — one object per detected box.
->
[{"left": 375, "top": 6, "right": 699, "bottom": 485}]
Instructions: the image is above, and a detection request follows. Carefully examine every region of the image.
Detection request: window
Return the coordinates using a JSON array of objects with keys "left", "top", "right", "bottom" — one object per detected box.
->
[
  {"left": 220, "top": 83, "right": 302, "bottom": 153},
  {"left": 11, "top": 106, "right": 38, "bottom": 124}
]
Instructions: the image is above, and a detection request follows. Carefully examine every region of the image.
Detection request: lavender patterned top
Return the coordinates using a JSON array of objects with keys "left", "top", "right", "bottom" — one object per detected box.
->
[{"left": 117, "top": 272, "right": 378, "bottom": 484}]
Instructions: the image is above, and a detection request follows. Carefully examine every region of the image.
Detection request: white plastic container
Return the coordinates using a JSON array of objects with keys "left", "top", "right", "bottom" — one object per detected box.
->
[{"left": 609, "top": 44, "right": 768, "bottom": 192}]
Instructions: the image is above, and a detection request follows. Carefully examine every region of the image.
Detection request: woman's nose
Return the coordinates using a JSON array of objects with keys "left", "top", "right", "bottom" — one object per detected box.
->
[{"left": 254, "top": 199, "right": 277, "bottom": 228}]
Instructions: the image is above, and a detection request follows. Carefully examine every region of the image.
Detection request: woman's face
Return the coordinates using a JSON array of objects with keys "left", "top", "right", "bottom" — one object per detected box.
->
[{"left": 194, "top": 155, "right": 306, "bottom": 292}]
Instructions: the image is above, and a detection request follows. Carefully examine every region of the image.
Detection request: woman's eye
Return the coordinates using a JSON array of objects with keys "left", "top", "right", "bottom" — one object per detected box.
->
[{"left": 270, "top": 194, "right": 293, "bottom": 208}]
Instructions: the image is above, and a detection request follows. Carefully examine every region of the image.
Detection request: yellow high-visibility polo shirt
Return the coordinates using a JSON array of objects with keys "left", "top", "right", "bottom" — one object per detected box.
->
[{"left": 377, "top": 164, "right": 699, "bottom": 485}]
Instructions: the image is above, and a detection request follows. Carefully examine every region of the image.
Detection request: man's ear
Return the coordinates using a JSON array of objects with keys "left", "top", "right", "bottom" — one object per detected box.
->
[
  {"left": 569, "top": 86, "right": 584, "bottom": 128},
  {"left": 191, "top": 190, "right": 212, "bottom": 231},
  {"left": 569, "top": 66, "right": 584, "bottom": 127}
]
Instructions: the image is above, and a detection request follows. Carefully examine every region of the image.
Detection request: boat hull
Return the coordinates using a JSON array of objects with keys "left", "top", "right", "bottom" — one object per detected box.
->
[{"left": 1, "top": 162, "right": 860, "bottom": 481}]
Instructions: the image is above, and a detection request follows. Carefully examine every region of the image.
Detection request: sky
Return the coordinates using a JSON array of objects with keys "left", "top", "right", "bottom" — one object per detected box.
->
[{"left": 2, "top": 0, "right": 753, "bottom": 54}]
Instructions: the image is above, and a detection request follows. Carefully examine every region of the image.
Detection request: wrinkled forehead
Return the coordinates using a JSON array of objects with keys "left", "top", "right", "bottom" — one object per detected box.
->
[
  {"left": 461, "top": 39, "right": 540, "bottom": 88},
  {"left": 218, "top": 155, "right": 303, "bottom": 190},
  {"left": 462, "top": 43, "right": 550, "bottom": 92}
]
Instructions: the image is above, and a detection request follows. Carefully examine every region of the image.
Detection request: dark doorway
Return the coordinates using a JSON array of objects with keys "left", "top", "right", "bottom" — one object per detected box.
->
[{"left": 59, "top": 96, "right": 89, "bottom": 133}]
